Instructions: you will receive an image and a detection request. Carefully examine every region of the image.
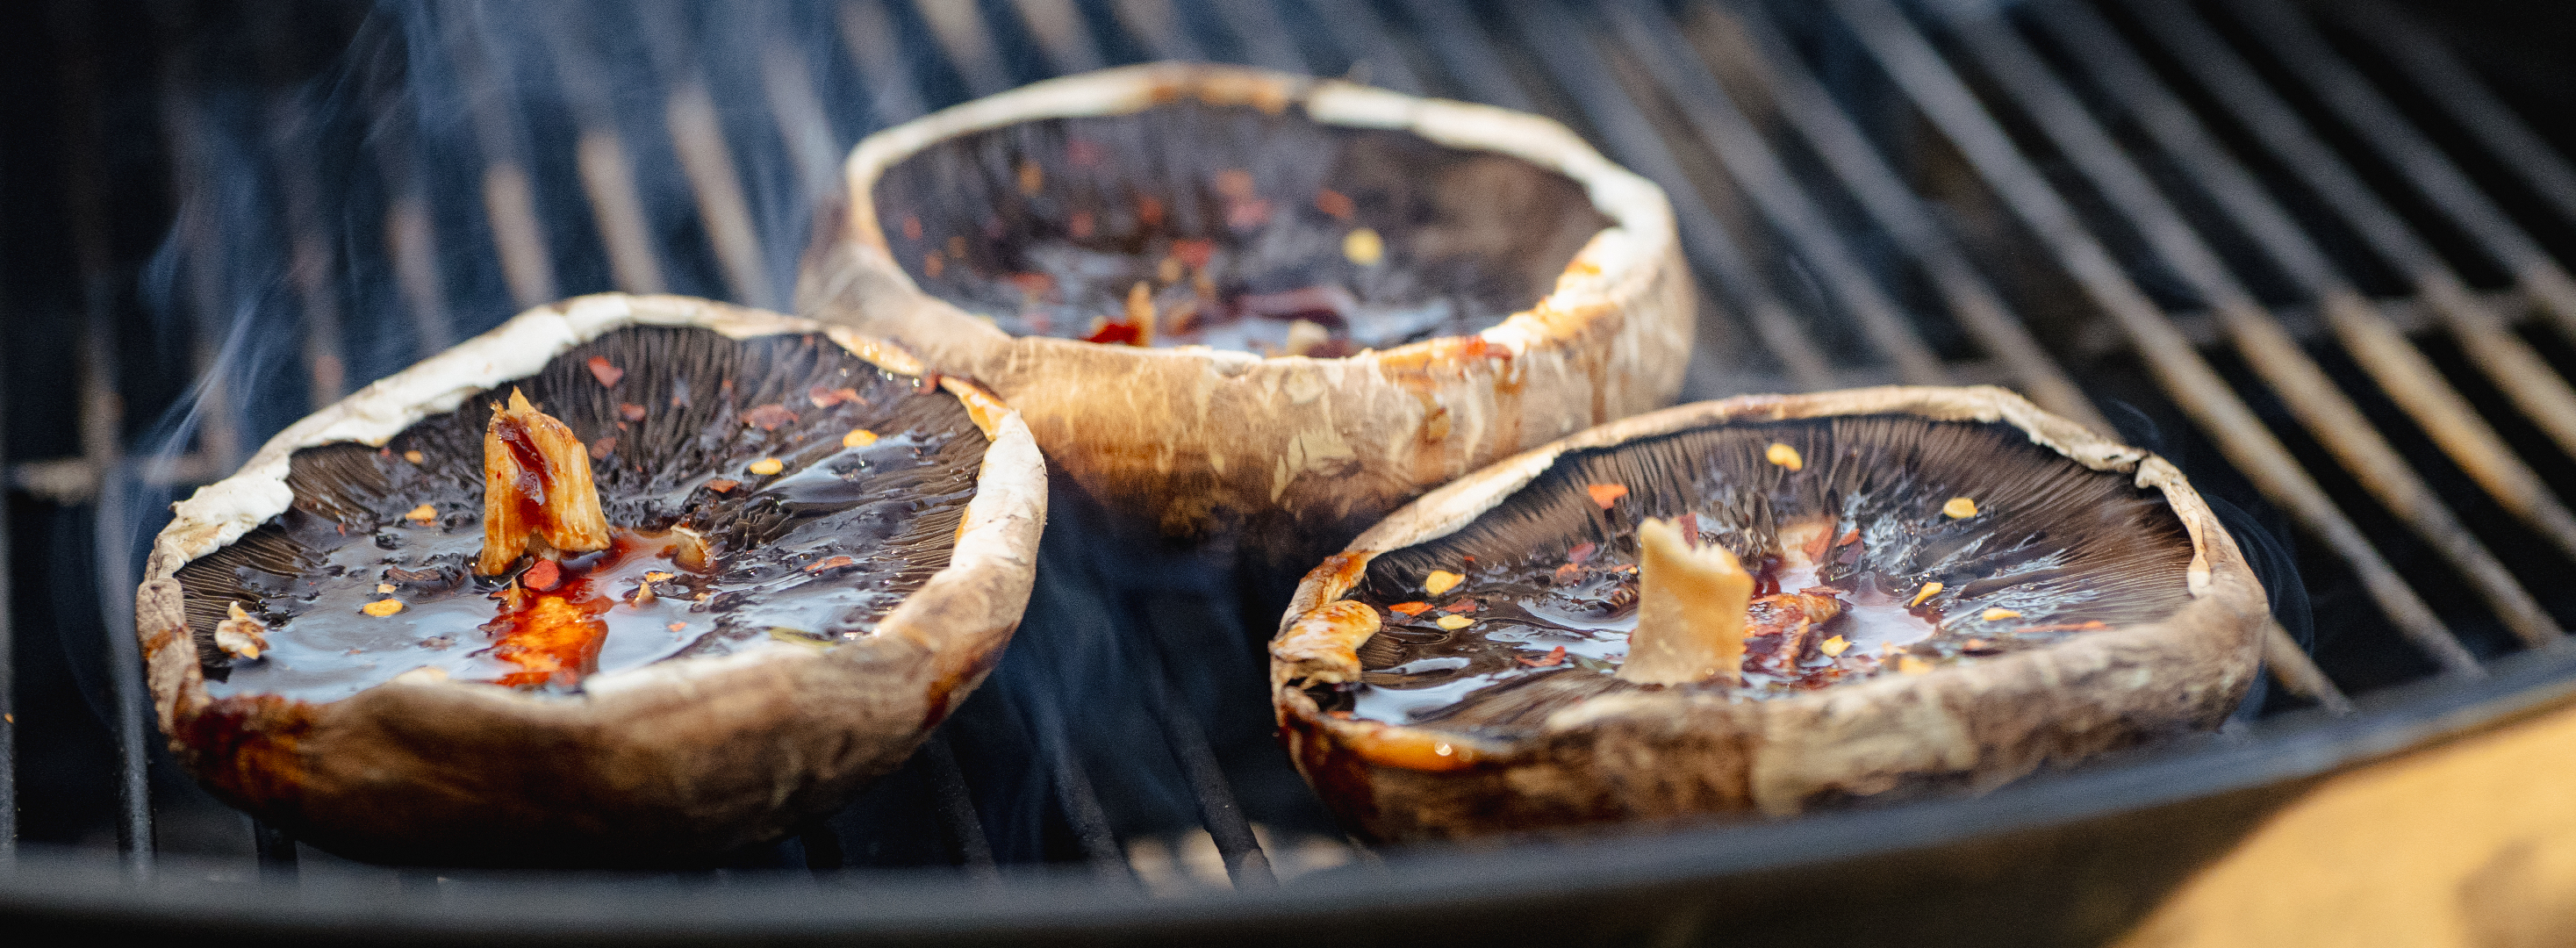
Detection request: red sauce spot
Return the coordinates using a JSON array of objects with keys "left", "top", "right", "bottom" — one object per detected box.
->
[
  {"left": 585, "top": 356, "right": 624, "bottom": 388},
  {"left": 1085, "top": 321, "right": 1143, "bottom": 346},
  {"left": 1316, "top": 188, "right": 1354, "bottom": 220},
  {"left": 521, "top": 559, "right": 563, "bottom": 592},
  {"left": 742, "top": 404, "right": 800, "bottom": 431}
]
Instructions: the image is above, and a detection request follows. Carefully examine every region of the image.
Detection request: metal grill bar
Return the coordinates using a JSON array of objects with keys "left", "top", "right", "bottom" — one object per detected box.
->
[
  {"left": 1013, "top": 0, "right": 1109, "bottom": 75},
  {"left": 1302, "top": 0, "right": 1426, "bottom": 94},
  {"left": 1706, "top": 6, "right": 2107, "bottom": 430},
  {"left": 1110, "top": 0, "right": 1202, "bottom": 62},
  {"left": 536, "top": 7, "right": 671, "bottom": 297},
  {"left": 2228, "top": 0, "right": 2576, "bottom": 345},
  {"left": 1809, "top": 0, "right": 2480, "bottom": 674},
  {"left": 1427, "top": 0, "right": 1833, "bottom": 391},
  {"left": 2028, "top": 2, "right": 2576, "bottom": 565},
  {"left": 644, "top": 12, "right": 780, "bottom": 311},
  {"left": 921, "top": 734, "right": 999, "bottom": 880},
  {"left": 915, "top": 0, "right": 1014, "bottom": 97},
  {"left": 1212, "top": 0, "right": 1308, "bottom": 75},
  {"left": 839, "top": 0, "right": 929, "bottom": 134},
  {"left": 436, "top": 4, "right": 559, "bottom": 310},
  {"left": 2119, "top": 0, "right": 2576, "bottom": 486},
  {"left": 2339, "top": 0, "right": 2576, "bottom": 239},
  {"left": 1030, "top": 700, "right": 1133, "bottom": 883},
  {"left": 1939, "top": 4, "right": 2560, "bottom": 650},
  {"left": 1606, "top": 1, "right": 1948, "bottom": 386}
]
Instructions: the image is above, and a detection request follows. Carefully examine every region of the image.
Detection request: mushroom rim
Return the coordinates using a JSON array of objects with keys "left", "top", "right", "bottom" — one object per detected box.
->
[
  {"left": 136, "top": 291, "right": 1049, "bottom": 738},
  {"left": 836, "top": 61, "right": 1680, "bottom": 370},
  {"left": 1271, "top": 384, "right": 2270, "bottom": 774}
]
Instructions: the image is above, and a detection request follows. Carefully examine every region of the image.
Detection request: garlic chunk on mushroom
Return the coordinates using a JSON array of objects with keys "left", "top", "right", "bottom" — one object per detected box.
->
[
  {"left": 1618, "top": 517, "right": 1754, "bottom": 686},
  {"left": 477, "top": 388, "right": 611, "bottom": 575}
]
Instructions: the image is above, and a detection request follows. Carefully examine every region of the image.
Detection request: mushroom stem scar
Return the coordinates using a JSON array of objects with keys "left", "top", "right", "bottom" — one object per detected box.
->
[
  {"left": 477, "top": 388, "right": 612, "bottom": 575},
  {"left": 1618, "top": 516, "right": 1754, "bottom": 686}
]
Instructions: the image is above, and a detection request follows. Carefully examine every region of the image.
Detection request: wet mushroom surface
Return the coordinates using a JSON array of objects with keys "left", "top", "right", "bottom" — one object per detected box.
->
[
  {"left": 178, "top": 325, "right": 984, "bottom": 701},
  {"left": 1312, "top": 415, "right": 2199, "bottom": 739},
  {"left": 877, "top": 98, "right": 1613, "bottom": 356}
]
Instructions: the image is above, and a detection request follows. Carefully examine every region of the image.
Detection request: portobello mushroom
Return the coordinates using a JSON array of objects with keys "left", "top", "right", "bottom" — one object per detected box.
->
[
  {"left": 1271, "top": 386, "right": 2267, "bottom": 842},
  {"left": 134, "top": 294, "right": 1047, "bottom": 866},
  {"left": 798, "top": 63, "right": 1691, "bottom": 562}
]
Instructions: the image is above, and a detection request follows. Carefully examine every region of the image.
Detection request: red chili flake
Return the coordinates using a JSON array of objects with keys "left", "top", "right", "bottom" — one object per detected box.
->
[
  {"left": 1069, "top": 211, "right": 1096, "bottom": 240},
  {"left": 1586, "top": 484, "right": 1629, "bottom": 508},
  {"left": 1613, "top": 564, "right": 1637, "bottom": 575},
  {"left": 1461, "top": 555, "right": 1475, "bottom": 563},
  {"left": 924, "top": 253, "right": 945, "bottom": 278},
  {"left": 808, "top": 384, "right": 865, "bottom": 408},
  {"left": 1225, "top": 198, "right": 1273, "bottom": 230},
  {"left": 1568, "top": 542, "right": 1598, "bottom": 564},
  {"left": 1316, "top": 188, "right": 1355, "bottom": 220},
  {"left": 588, "top": 435, "right": 617, "bottom": 460},
  {"left": 1214, "top": 169, "right": 1256, "bottom": 199},
  {"left": 1518, "top": 645, "right": 1568, "bottom": 668},
  {"left": 1327, "top": 710, "right": 1354, "bottom": 720},
  {"left": 805, "top": 555, "right": 857, "bottom": 573},
  {"left": 901, "top": 213, "right": 923, "bottom": 241},
  {"left": 521, "top": 560, "right": 563, "bottom": 592},
  {"left": 1553, "top": 564, "right": 1582, "bottom": 585},
  {"left": 1066, "top": 139, "right": 1105, "bottom": 168},
  {"left": 1388, "top": 601, "right": 1432, "bottom": 617},
  {"left": 585, "top": 356, "right": 625, "bottom": 388},
  {"left": 743, "top": 404, "right": 800, "bottom": 431},
  {"left": 1441, "top": 599, "right": 1479, "bottom": 614},
  {"left": 619, "top": 403, "right": 647, "bottom": 422},
  {"left": 1137, "top": 195, "right": 1166, "bottom": 227},
  {"left": 915, "top": 372, "right": 941, "bottom": 394},
  {"left": 1085, "top": 320, "right": 1143, "bottom": 346},
  {"left": 1838, "top": 528, "right": 1860, "bottom": 547},
  {"left": 707, "top": 478, "right": 741, "bottom": 493},
  {"left": 378, "top": 447, "right": 392, "bottom": 457},
  {"left": 1170, "top": 238, "right": 1215, "bottom": 269},
  {"left": 1007, "top": 271, "right": 1054, "bottom": 297}
]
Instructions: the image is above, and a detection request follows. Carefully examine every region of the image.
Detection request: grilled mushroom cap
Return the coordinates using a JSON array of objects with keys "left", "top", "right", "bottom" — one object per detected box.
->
[
  {"left": 799, "top": 63, "right": 1691, "bottom": 563},
  {"left": 1271, "top": 386, "right": 2266, "bottom": 842},
  {"left": 134, "top": 294, "right": 1046, "bottom": 866}
]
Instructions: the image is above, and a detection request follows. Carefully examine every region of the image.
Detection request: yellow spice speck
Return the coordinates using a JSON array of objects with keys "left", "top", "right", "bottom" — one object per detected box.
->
[
  {"left": 1766, "top": 442, "right": 1803, "bottom": 470},
  {"left": 362, "top": 600, "right": 405, "bottom": 617},
  {"left": 402, "top": 450, "right": 425, "bottom": 464},
  {"left": 1983, "top": 607, "right": 2022, "bottom": 621},
  {"left": 1911, "top": 581, "right": 1943, "bottom": 607},
  {"left": 377, "top": 583, "right": 396, "bottom": 594},
  {"left": 1435, "top": 614, "right": 1473, "bottom": 630},
  {"left": 843, "top": 428, "right": 879, "bottom": 449},
  {"left": 1344, "top": 227, "right": 1384, "bottom": 266},
  {"left": 1943, "top": 497, "right": 1979, "bottom": 519},
  {"left": 748, "top": 457, "right": 784, "bottom": 476},
  {"left": 405, "top": 504, "right": 437, "bottom": 523},
  {"left": 1820, "top": 636, "right": 1851, "bottom": 657},
  {"left": 1424, "top": 570, "right": 1465, "bottom": 597},
  {"left": 1897, "top": 656, "right": 1933, "bottom": 675}
]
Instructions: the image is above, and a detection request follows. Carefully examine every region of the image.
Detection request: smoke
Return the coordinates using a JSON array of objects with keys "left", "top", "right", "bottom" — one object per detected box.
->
[{"left": 133, "top": 0, "right": 1332, "bottom": 871}]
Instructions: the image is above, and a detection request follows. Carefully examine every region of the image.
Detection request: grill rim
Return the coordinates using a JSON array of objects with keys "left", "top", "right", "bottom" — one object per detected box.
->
[{"left": 4, "top": 638, "right": 2572, "bottom": 936}]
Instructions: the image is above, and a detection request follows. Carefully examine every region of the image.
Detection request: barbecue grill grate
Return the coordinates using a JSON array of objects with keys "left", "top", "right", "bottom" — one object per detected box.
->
[{"left": 8, "top": 0, "right": 2576, "bottom": 916}]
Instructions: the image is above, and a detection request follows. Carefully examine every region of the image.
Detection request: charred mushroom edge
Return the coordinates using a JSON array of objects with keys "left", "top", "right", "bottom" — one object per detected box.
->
[
  {"left": 1271, "top": 385, "right": 2268, "bottom": 842},
  {"left": 798, "top": 62, "right": 1693, "bottom": 556},
  {"left": 135, "top": 292, "right": 1048, "bottom": 865}
]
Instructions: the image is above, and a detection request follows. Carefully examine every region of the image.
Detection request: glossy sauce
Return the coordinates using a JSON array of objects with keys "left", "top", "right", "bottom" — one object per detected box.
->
[{"left": 205, "top": 428, "right": 965, "bottom": 703}]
